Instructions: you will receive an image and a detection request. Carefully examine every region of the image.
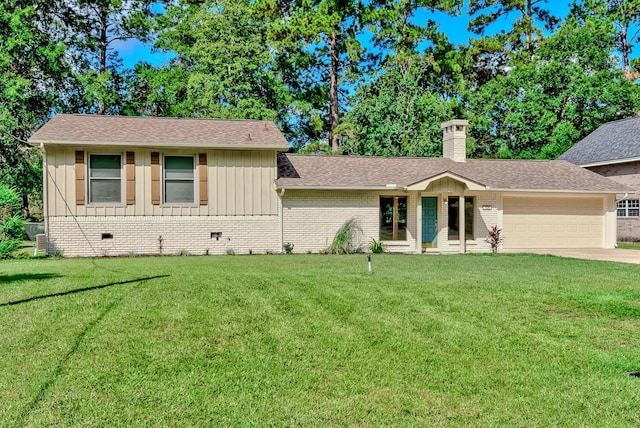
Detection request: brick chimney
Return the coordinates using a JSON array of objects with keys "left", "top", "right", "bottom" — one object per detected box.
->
[{"left": 441, "top": 119, "right": 468, "bottom": 162}]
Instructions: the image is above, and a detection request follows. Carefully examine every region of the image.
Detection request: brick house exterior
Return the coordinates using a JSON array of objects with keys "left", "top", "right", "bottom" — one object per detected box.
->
[
  {"left": 560, "top": 117, "right": 640, "bottom": 241},
  {"left": 30, "top": 115, "right": 628, "bottom": 257}
]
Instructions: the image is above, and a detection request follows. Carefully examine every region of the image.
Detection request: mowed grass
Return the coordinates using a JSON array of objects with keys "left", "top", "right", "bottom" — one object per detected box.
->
[{"left": 1, "top": 254, "right": 640, "bottom": 426}]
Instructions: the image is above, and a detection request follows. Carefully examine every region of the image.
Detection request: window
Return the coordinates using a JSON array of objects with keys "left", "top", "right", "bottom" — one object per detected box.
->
[
  {"left": 617, "top": 199, "right": 639, "bottom": 217},
  {"left": 164, "top": 156, "right": 194, "bottom": 203},
  {"left": 89, "top": 154, "right": 122, "bottom": 203},
  {"left": 380, "top": 196, "right": 407, "bottom": 240},
  {"left": 448, "top": 196, "right": 474, "bottom": 240}
]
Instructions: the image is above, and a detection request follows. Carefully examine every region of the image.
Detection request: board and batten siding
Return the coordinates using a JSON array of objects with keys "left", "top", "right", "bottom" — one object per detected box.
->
[{"left": 45, "top": 146, "right": 278, "bottom": 217}]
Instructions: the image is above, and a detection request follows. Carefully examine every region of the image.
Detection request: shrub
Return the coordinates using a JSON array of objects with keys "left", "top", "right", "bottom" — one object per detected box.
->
[
  {"left": 226, "top": 248, "right": 236, "bottom": 256},
  {"left": 283, "top": 242, "right": 294, "bottom": 254},
  {"left": 369, "top": 238, "right": 385, "bottom": 254},
  {"left": 487, "top": 225, "right": 503, "bottom": 253},
  {"left": 326, "top": 218, "right": 362, "bottom": 254},
  {"left": 0, "top": 184, "right": 24, "bottom": 259},
  {"left": 0, "top": 239, "right": 20, "bottom": 259},
  {"left": 2, "top": 214, "right": 25, "bottom": 240}
]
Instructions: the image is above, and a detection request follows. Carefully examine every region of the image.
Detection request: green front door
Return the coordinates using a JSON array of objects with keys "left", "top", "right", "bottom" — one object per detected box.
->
[{"left": 422, "top": 197, "right": 438, "bottom": 248}]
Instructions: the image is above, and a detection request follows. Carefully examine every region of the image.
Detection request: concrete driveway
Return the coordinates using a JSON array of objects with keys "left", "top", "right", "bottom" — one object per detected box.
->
[{"left": 504, "top": 248, "right": 640, "bottom": 264}]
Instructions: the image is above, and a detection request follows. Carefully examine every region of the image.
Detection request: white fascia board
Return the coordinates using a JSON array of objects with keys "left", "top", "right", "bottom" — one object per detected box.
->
[{"left": 578, "top": 157, "right": 640, "bottom": 168}]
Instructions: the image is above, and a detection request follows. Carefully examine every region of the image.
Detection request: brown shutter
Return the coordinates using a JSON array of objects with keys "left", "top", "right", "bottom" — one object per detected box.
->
[
  {"left": 126, "top": 151, "right": 135, "bottom": 205},
  {"left": 198, "top": 153, "right": 208, "bottom": 205},
  {"left": 151, "top": 152, "right": 160, "bottom": 205},
  {"left": 75, "top": 151, "right": 85, "bottom": 205}
]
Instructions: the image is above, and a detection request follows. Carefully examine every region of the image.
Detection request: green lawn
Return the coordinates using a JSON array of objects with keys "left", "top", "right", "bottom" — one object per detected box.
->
[
  {"left": 1, "top": 254, "right": 640, "bottom": 426},
  {"left": 618, "top": 241, "right": 640, "bottom": 250}
]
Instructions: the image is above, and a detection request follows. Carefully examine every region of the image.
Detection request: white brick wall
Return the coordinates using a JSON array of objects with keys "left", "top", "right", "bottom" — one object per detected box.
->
[
  {"left": 47, "top": 191, "right": 498, "bottom": 257},
  {"left": 282, "top": 190, "right": 417, "bottom": 254},
  {"left": 48, "top": 215, "right": 281, "bottom": 257}
]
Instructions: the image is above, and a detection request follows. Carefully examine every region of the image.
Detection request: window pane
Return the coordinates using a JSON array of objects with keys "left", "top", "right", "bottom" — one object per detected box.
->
[
  {"left": 379, "top": 196, "right": 406, "bottom": 241},
  {"left": 165, "top": 181, "right": 194, "bottom": 203},
  {"left": 90, "top": 179, "right": 121, "bottom": 203},
  {"left": 448, "top": 197, "right": 474, "bottom": 240},
  {"left": 630, "top": 209, "right": 639, "bottom": 217},
  {"left": 618, "top": 209, "right": 626, "bottom": 217},
  {"left": 90, "top": 155, "right": 121, "bottom": 178},
  {"left": 465, "top": 199, "right": 474, "bottom": 239},
  {"left": 165, "top": 156, "right": 194, "bottom": 179}
]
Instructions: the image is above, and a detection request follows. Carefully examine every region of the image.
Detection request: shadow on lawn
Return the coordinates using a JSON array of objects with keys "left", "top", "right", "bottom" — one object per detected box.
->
[
  {"left": 0, "top": 275, "right": 170, "bottom": 308},
  {"left": 0, "top": 273, "right": 62, "bottom": 284}
]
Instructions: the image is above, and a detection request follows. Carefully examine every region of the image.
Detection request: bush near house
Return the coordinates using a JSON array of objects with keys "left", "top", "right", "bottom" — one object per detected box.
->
[{"left": 0, "top": 183, "right": 25, "bottom": 258}]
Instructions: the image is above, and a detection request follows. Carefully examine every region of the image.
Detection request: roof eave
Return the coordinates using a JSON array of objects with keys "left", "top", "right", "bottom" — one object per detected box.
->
[
  {"left": 28, "top": 139, "right": 290, "bottom": 151},
  {"left": 275, "top": 184, "right": 408, "bottom": 191},
  {"left": 488, "top": 187, "right": 629, "bottom": 194},
  {"left": 576, "top": 156, "right": 640, "bottom": 168}
]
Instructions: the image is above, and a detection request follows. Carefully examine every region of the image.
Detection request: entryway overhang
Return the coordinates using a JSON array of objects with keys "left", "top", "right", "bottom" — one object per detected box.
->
[{"left": 406, "top": 171, "right": 486, "bottom": 192}]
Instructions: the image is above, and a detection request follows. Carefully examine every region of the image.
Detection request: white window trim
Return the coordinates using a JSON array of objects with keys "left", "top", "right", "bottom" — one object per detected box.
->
[
  {"left": 162, "top": 154, "right": 197, "bottom": 206},
  {"left": 617, "top": 199, "right": 640, "bottom": 217},
  {"left": 86, "top": 153, "right": 125, "bottom": 206}
]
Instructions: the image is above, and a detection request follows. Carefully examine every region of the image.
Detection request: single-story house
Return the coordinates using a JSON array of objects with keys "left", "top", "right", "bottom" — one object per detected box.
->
[
  {"left": 559, "top": 116, "right": 640, "bottom": 241},
  {"left": 29, "top": 114, "right": 630, "bottom": 257}
]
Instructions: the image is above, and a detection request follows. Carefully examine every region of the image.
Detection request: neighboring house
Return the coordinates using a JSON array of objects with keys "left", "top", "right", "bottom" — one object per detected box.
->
[
  {"left": 29, "top": 115, "right": 629, "bottom": 257},
  {"left": 559, "top": 116, "right": 640, "bottom": 241}
]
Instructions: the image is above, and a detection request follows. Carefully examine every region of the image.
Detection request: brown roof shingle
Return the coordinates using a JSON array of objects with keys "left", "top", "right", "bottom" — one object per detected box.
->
[
  {"left": 276, "top": 154, "right": 632, "bottom": 193},
  {"left": 29, "top": 114, "right": 290, "bottom": 150}
]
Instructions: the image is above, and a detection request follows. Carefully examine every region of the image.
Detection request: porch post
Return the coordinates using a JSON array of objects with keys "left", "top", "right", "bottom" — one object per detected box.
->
[
  {"left": 393, "top": 196, "right": 398, "bottom": 240},
  {"left": 459, "top": 195, "right": 466, "bottom": 253},
  {"left": 416, "top": 194, "right": 422, "bottom": 254}
]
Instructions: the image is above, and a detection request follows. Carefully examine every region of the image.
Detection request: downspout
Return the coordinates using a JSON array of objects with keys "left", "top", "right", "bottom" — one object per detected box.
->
[
  {"left": 40, "top": 143, "right": 49, "bottom": 255},
  {"left": 279, "top": 188, "right": 285, "bottom": 253}
]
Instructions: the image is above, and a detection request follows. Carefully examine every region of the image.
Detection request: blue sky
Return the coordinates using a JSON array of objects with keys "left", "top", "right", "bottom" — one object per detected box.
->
[{"left": 116, "top": 1, "right": 574, "bottom": 69}]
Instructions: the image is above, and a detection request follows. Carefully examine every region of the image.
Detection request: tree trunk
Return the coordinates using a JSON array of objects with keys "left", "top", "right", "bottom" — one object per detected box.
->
[
  {"left": 620, "top": 23, "right": 630, "bottom": 76},
  {"left": 98, "top": 8, "right": 108, "bottom": 115},
  {"left": 329, "top": 32, "right": 340, "bottom": 153}
]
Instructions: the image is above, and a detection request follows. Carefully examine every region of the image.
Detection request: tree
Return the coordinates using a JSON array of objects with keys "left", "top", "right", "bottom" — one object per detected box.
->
[
  {"left": 363, "top": 0, "right": 463, "bottom": 62},
  {"left": 261, "top": 0, "right": 367, "bottom": 152},
  {"left": 467, "top": 15, "right": 640, "bottom": 159},
  {"left": 572, "top": 0, "right": 640, "bottom": 77},
  {"left": 342, "top": 56, "right": 457, "bottom": 157},
  {"left": 60, "top": 0, "right": 158, "bottom": 114},
  {"left": 0, "top": 0, "right": 70, "bottom": 218},
  {"left": 468, "top": 0, "right": 559, "bottom": 59},
  {"left": 132, "top": 0, "right": 289, "bottom": 123}
]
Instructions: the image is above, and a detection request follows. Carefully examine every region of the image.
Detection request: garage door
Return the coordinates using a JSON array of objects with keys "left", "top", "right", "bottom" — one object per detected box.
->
[{"left": 503, "top": 197, "right": 604, "bottom": 249}]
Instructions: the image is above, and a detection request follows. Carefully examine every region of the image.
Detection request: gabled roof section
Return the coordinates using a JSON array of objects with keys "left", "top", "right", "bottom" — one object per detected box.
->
[
  {"left": 28, "top": 114, "right": 290, "bottom": 150},
  {"left": 406, "top": 171, "right": 486, "bottom": 191},
  {"left": 276, "top": 154, "right": 631, "bottom": 193},
  {"left": 559, "top": 116, "right": 640, "bottom": 166}
]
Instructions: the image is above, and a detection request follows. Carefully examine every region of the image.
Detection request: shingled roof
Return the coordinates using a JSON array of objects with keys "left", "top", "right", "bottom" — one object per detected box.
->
[
  {"left": 276, "top": 153, "right": 631, "bottom": 193},
  {"left": 28, "top": 114, "right": 290, "bottom": 150},
  {"left": 559, "top": 116, "right": 640, "bottom": 166}
]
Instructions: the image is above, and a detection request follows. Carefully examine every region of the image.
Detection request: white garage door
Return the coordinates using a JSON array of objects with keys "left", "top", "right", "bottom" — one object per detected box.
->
[{"left": 503, "top": 197, "right": 604, "bottom": 249}]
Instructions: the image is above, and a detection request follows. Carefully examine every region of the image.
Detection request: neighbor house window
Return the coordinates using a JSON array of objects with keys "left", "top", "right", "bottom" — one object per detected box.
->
[
  {"left": 164, "top": 156, "right": 195, "bottom": 203},
  {"left": 380, "top": 196, "right": 407, "bottom": 240},
  {"left": 89, "top": 154, "right": 122, "bottom": 203},
  {"left": 448, "top": 197, "right": 474, "bottom": 240},
  {"left": 617, "top": 199, "right": 639, "bottom": 217}
]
